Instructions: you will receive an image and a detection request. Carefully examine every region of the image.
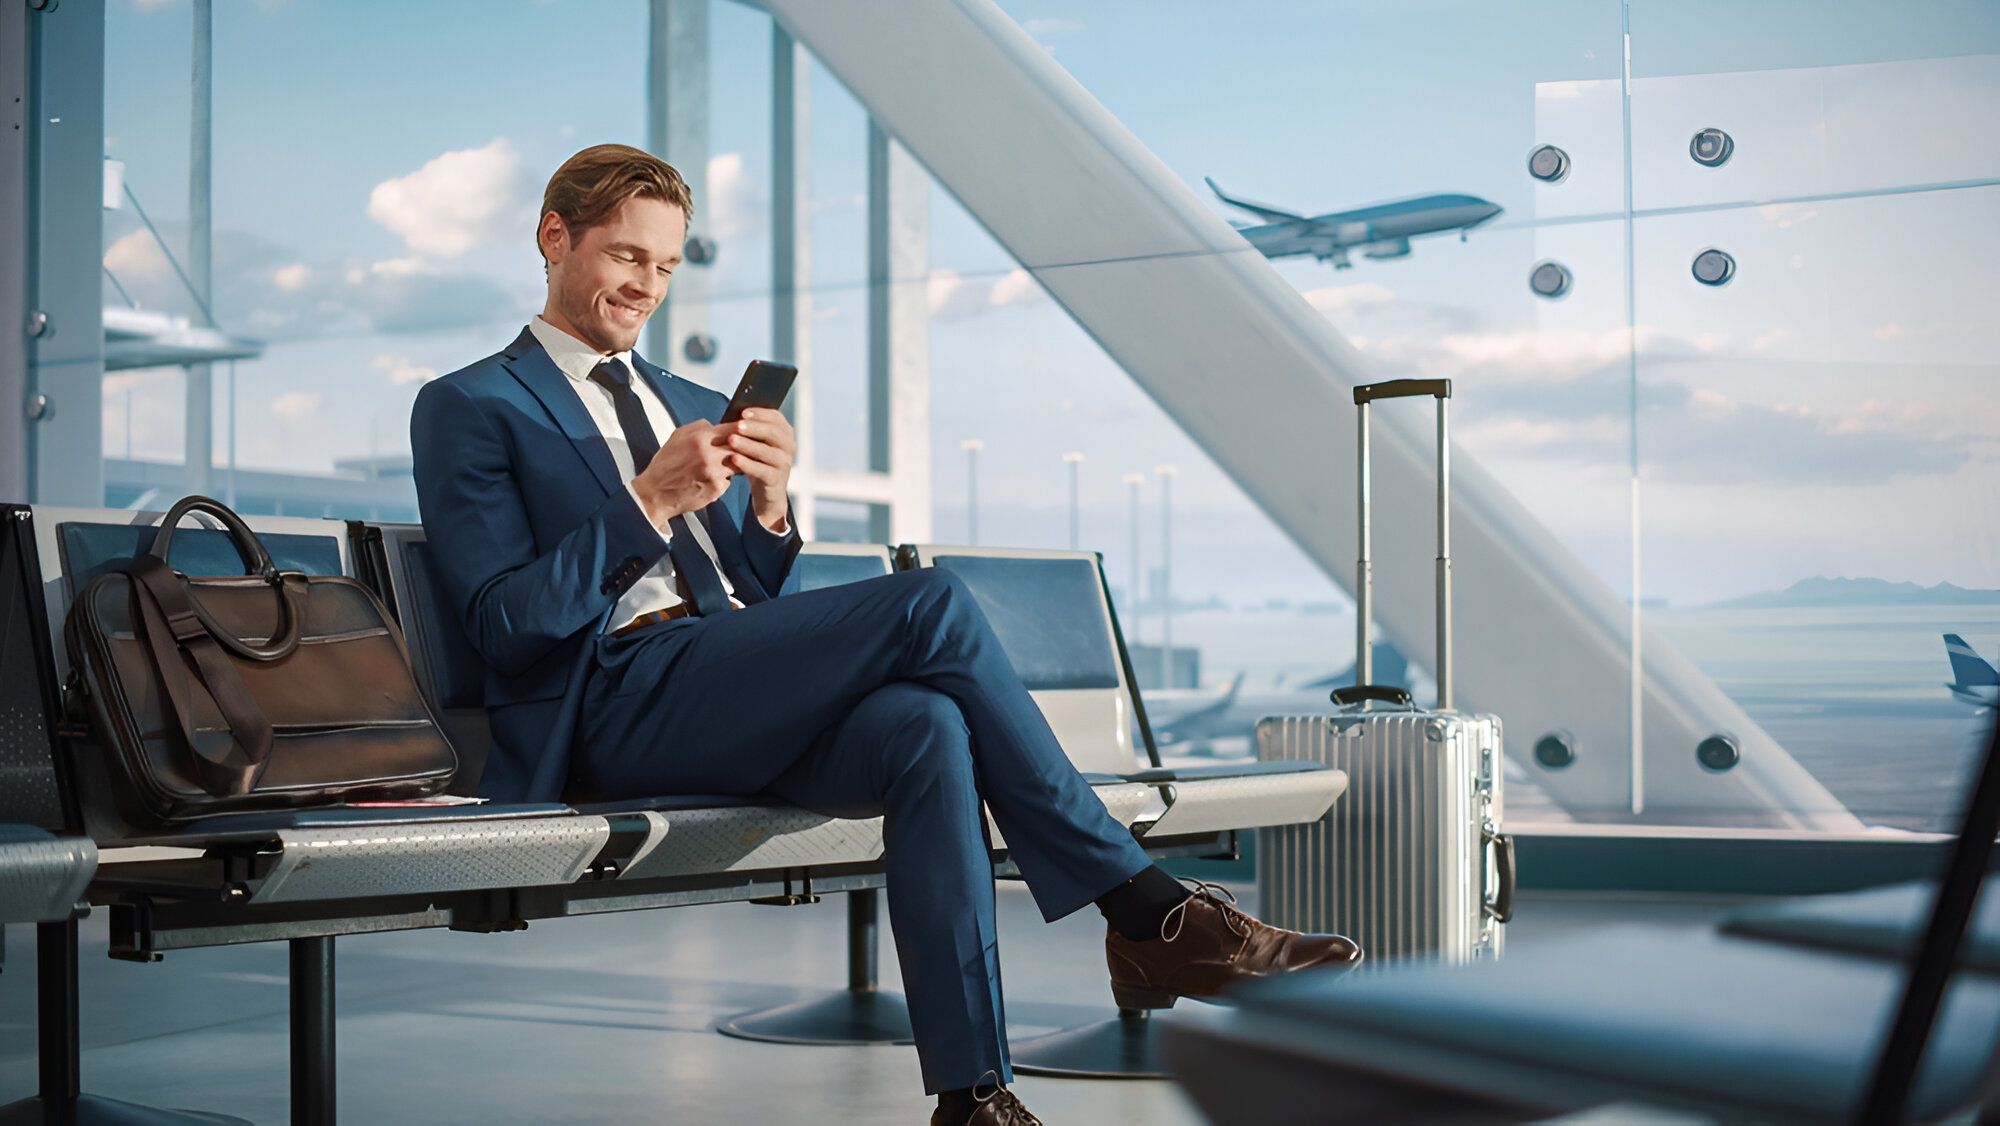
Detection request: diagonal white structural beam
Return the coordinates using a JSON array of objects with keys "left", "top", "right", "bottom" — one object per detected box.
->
[{"left": 764, "top": 0, "right": 1859, "bottom": 829}]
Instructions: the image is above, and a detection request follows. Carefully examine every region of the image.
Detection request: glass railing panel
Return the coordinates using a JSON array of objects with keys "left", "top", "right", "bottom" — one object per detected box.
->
[{"left": 1630, "top": 184, "right": 2000, "bottom": 831}]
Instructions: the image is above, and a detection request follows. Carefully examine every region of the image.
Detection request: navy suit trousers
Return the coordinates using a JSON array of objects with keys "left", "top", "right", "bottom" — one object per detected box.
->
[{"left": 573, "top": 567, "right": 1154, "bottom": 1091}]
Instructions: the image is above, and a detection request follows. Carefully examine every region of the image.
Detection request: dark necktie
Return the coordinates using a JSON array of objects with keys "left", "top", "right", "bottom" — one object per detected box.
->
[{"left": 587, "top": 359, "right": 733, "bottom": 616}]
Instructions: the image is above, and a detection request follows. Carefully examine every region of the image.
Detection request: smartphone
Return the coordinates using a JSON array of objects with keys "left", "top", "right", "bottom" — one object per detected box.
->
[{"left": 720, "top": 360, "right": 799, "bottom": 424}]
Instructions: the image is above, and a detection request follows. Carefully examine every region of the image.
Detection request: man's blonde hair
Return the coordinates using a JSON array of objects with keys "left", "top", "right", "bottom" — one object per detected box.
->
[{"left": 538, "top": 144, "right": 693, "bottom": 261}]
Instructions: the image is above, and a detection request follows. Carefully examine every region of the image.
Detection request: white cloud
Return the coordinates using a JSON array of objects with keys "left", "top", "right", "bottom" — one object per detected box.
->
[
  {"left": 1357, "top": 326, "right": 1651, "bottom": 383},
  {"left": 368, "top": 256, "right": 434, "bottom": 278},
  {"left": 1022, "top": 16, "right": 1083, "bottom": 54},
  {"left": 367, "top": 137, "right": 522, "bottom": 259},
  {"left": 1301, "top": 282, "right": 1395, "bottom": 317},
  {"left": 104, "top": 229, "right": 171, "bottom": 282},
  {"left": 273, "top": 263, "right": 311, "bottom": 292},
  {"left": 372, "top": 355, "right": 437, "bottom": 386},
  {"left": 705, "top": 151, "right": 762, "bottom": 241},
  {"left": 270, "top": 391, "right": 323, "bottom": 423},
  {"left": 928, "top": 268, "right": 969, "bottom": 316},
  {"left": 1873, "top": 323, "right": 1907, "bottom": 341},
  {"left": 1751, "top": 327, "right": 1792, "bottom": 352},
  {"left": 988, "top": 267, "right": 1043, "bottom": 310}
]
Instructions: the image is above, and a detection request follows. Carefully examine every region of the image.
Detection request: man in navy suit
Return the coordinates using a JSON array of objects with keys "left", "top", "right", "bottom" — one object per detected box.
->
[{"left": 412, "top": 145, "right": 1359, "bottom": 1125}]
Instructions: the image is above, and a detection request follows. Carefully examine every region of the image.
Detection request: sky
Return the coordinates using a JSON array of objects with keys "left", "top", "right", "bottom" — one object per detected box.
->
[{"left": 94, "top": 0, "right": 2000, "bottom": 612}]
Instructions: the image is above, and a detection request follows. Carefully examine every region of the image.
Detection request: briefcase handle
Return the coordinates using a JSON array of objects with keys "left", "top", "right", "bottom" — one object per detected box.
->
[{"left": 146, "top": 495, "right": 306, "bottom": 662}]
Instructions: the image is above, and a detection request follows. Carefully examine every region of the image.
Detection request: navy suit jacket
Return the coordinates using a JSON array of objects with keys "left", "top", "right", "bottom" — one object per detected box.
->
[{"left": 410, "top": 326, "right": 801, "bottom": 802}]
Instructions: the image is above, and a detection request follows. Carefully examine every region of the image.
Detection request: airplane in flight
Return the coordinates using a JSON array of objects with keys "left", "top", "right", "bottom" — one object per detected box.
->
[
  {"left": 1206, "top": 177, "right": 1503, "bottom": 269},
  {"left": 1944, "top": 634, "right": 1999, "bottom": 711}
]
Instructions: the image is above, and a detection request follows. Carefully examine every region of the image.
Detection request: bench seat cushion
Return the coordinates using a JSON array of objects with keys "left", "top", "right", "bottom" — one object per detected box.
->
[
  {"left": 614, "top": 802, "right": 887, "bottom": 880},
  {"left": 1171, "top": 926, "right": 2000, "bottom": 1124},
  {"left": 1135, "top": 762, "right": 1347, "bottom": 839},
  {"left": 1721, "top": 876, "right": 2000, "bottom": 973},
  {"left": 115, "top": 802, "right": 579, "bottom": 846}
]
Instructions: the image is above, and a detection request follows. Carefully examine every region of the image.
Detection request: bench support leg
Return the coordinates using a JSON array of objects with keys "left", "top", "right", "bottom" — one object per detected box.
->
[
  {"left": 39, "top": 918, "right": 82, "bottom": 1115},
  {"left": 716, "top": 889, "right": 915, "bottom": 1045},
  {"left": 0, "top": 918, "right": 251, "bottom": 1126},
  {"left": 290, "top": 937, "right": 335, "bottom": 1126},
  {"left": 1009, "top": 1007, "right": 1171, "bottom": 1080}
]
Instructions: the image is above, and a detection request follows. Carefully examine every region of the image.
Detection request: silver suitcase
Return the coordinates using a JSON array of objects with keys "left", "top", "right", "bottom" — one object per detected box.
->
[{"left": 1255, "top": 379, "right": 1515, "bottom": 964}]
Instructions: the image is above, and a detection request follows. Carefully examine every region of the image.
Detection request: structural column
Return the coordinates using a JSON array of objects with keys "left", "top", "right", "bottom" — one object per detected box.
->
[
  {"left": 646, "top": 0, "right": 710, "bottom": 372},
  {"left": 865, "top": 120, "right": 930, "bottom": 544},
  {"left": 22, "top": 0, "right": 104, "bottom": 505},
  {"left": 1, "top": 0, "right": 30, "bottom": 502},
  {"left": 771, "top": 24, "right": 816, "bottom": 539},
  {"left": 185, "top": 0, "right": 213, "bottom": 496}
]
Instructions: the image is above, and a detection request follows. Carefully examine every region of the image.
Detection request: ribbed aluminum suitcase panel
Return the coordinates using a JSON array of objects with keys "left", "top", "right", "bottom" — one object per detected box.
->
[{"left": 1256, "top": 710, "right": 1503, "bottom": 964}]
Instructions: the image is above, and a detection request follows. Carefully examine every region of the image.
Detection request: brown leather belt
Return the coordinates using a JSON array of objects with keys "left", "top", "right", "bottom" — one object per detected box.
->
[{"left": 611, "top": 603, "right": 696, "bottom": 637}]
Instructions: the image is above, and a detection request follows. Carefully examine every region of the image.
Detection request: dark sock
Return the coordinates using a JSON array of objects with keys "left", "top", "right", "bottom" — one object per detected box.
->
[
  {"left": 1095, "top": 864, "right": 1193, "bottom": 941},
  {"left": 937, "top": 1077, "right": 1002, "bottom": 1122}
]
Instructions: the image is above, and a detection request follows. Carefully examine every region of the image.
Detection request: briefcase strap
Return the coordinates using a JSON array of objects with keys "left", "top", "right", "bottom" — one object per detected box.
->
[{"left": 127, "top": 554, "right": 279, "bottom": 797}]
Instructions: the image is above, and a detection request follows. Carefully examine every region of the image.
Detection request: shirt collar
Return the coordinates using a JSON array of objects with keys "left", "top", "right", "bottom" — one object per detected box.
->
[{"left": 529, "top": 316, "right": 636, "bottom": 385}]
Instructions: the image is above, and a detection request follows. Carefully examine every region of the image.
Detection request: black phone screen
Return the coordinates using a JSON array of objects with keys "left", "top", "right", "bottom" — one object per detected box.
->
[{"left": 720, "top": 360, "right": 799, "bottom": 424}]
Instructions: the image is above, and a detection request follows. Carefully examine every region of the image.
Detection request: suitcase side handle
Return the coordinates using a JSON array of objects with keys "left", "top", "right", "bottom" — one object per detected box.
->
[
  {"left": 1329, "top": 685, "right": 1416, "bottom": 711},
  {"left": 1484, "top": 826, "right": 1516, "bottom": 924}
]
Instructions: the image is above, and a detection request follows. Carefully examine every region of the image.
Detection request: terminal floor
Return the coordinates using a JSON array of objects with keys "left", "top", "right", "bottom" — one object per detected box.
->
[{"left": 1, "top": 885, "right": 1743, "bottom": 1124}]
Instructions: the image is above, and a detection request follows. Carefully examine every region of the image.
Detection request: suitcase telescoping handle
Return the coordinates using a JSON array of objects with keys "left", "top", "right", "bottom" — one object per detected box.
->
[{"left": 1349, "top": 378, "right": 1452, "bottom": 710}]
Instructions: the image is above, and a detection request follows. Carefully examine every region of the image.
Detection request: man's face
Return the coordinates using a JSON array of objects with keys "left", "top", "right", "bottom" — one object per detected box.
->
[{"left": 541, "top": 194, "right": 686, "bottom": 354}]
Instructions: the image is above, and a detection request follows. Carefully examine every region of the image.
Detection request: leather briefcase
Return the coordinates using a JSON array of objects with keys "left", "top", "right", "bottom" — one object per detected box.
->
[{"left": 62, "top": 496, "right": 457, "bottom": 837}]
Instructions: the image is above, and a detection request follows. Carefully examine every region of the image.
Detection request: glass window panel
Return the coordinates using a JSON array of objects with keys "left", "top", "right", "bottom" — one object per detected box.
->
[{"left": 1633, "top": 185, "right": 2000, "bottom": 831}]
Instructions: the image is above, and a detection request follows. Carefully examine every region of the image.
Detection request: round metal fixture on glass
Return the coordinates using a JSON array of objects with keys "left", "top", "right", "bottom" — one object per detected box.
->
[
  {"left": 1533, "top": 731, "right": 1576, "bottom": 770},
  {"left": 1529, "top": 260, "right": 1572, "bottom": 299},
  {"left": 24, "top": 394, "right": 52, "bottom": 421},
  {"left": 24, "top": 310, "right": 50, "bottom": 338},
  {"left": 1689, "top": 128, "right": 1734, "bottom": 168},
  {"left": 685, "top": 235, "right": 717, "bottom": 266},
  {"left": 682, "top": 334, "right": 718, "bottom": 364},
  {"left": 1527, "top": 144, "right": 1571, "bottom": 184},
  {"left": 1696, "top": 734, "right": 1741, "bottom": 773},
  {"left": 1692, "top": 248, "right": 1736, "bottom": 287}
]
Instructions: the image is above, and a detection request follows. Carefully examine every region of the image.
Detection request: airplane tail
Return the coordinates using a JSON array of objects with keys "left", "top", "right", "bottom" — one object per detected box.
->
[
  {"left": 1944, "top": 634, "right": 1999, "bottom": 687},
  {"left": 1204, "top": 176, "right": 1307, "bottom": 224}
]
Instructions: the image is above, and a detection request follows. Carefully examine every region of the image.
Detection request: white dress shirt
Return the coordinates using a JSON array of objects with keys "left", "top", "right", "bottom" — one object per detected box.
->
[{"left": 527, "top": 316, "right": 736, "bottom": 630}]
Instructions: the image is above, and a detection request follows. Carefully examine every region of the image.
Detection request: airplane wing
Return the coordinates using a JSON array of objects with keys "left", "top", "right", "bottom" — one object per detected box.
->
[
  {"left": 1153, "top": 672, "right": 1247, "bottom": 743},
  {"left": 1205, "top": 177, "right": 1307, "bottom": 225}
]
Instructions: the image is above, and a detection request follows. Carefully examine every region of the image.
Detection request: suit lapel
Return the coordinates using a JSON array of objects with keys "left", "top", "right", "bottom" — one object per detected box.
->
[{"left": 500, "top": 327, "right": 625, "bottom": 500}]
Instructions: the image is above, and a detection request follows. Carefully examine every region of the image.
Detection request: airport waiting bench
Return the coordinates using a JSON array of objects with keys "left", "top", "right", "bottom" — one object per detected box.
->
[{"left": 0, "top": 502, "right": 1346, "bottom": 1122}]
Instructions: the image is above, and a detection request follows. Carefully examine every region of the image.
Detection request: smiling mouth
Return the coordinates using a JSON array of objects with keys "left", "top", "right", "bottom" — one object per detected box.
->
[{"left": 605, "top": 298, "right": 650, "bottom": 321}]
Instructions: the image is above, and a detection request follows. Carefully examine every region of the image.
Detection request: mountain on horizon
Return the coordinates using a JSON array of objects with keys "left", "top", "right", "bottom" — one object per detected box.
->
[{"left": 1710, "top": 576, "right": 2000, "bottom": 609}]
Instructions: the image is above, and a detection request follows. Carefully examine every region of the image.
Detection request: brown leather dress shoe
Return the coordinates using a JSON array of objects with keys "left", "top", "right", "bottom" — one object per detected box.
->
[
  {"left": 1104, "top": 879, "right": 1363, "bottom": 1009},
  {"left": 930, "top": 1087, "right": 1042, "bottom": 1126}
]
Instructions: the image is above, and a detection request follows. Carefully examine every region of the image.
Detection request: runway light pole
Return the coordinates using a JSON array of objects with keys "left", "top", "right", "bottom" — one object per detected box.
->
[
  {"left": 961, "top": 438, "right": 984, "bottom": 545},
  {"left": 1062, "top": 451, "right": 1085, "bottom": 550},
  {"left": 1156, "top": 463, "right": 1178, "bottom": 688}
]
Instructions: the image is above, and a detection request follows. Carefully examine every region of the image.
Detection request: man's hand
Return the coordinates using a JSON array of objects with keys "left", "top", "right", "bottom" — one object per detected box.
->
[
  {"left": 633, "top": 419, "right": 733, "bottom": 527},
  {"left": 724, "top": 408, "right": 796, "bottom": 534}
]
